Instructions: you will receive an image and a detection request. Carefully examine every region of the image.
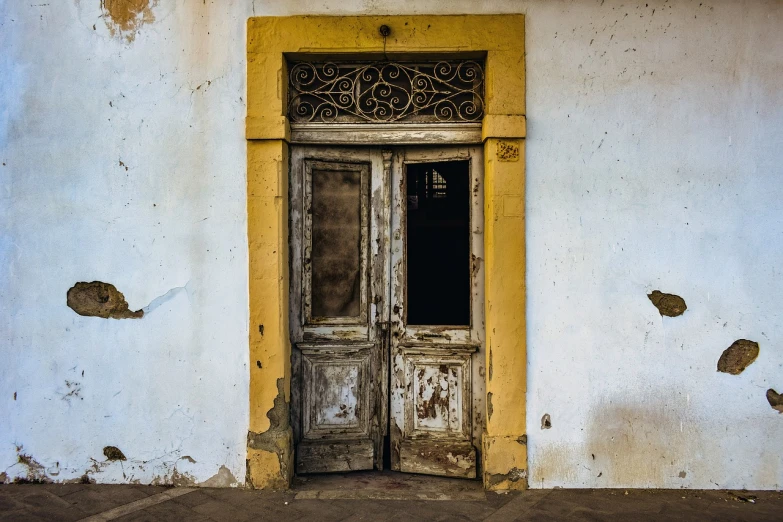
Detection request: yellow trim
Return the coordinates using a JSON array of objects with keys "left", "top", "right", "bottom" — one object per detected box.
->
[
  {"left": 483, "top": 138, "right": 527, "bottom": 489},
  {"left": 247, "top": 14, "right": 526, "bottom": 490},
  {"left": 482, "top": 115, "right": 527, "bottom": 141},
  {"left": 246, "top": 116, "right": 290, "bottom": 141}
]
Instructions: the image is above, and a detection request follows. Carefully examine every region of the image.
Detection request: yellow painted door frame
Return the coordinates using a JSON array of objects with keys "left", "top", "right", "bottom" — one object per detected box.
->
[{"left": 246, "top": 14, "right": 527, "bottom": 490}]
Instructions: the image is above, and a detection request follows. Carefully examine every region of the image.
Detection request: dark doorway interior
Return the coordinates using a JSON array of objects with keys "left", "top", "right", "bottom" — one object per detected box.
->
[{"left": 405, "top": 160, "right": 471, "bottom": 326}]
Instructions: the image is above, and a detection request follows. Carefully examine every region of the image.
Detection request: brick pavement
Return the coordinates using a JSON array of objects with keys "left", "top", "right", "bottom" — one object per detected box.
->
[{"left": 1, "top": 472, "right": 781, "bottom": 521}]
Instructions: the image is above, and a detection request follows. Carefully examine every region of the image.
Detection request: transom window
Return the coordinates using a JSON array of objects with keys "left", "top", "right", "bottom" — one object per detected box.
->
[{"left": 288, "top": 60, "right": 485, "bottom": 124}]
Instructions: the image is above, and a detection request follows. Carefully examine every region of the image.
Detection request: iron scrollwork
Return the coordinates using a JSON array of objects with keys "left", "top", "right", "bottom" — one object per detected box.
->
[{"left": 288, "top": 61, "right": 485, "bottom": 124}]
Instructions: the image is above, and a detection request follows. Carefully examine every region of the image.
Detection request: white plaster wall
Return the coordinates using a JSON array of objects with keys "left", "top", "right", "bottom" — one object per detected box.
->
[
  {"left": 2, "top": 0, "right": 781, "bottom": 489},
  {"left": 521, "top": 0, "right": 783, "bottom": 490},
  {"left": 0, "top": 1, "right": 253, "bottom": 485}
]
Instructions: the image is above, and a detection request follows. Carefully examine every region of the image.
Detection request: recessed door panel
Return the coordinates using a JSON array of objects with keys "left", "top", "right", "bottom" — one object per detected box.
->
[
  {"left": 301, "top": 344, "right": 371, "bottom": 438},
  {"left": 305, "top": 160, "right": 369, "bottom": 325},
  {"left": 407, "top": 353, "right": 469, "bottom": 434}
]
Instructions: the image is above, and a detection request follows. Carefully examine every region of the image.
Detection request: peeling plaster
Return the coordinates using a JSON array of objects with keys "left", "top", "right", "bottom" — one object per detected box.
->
[
  {"left": 647, "top": 290, "right": 687, "bottom": 317},
  {"left": 767, "top": 389, "right": 783, "bottom": 414},
  {"left": 200, "top": 465, "right": 238, "bottom": 488},
  {"left": 717, "top": 340, "right": 759, "bottom": 375},
  {"left": 170, "top": 468, "right": 197, "bottom": 487},
  {"left": 246, "top": 378, "right": 292, "bottom": 488},
  {"left": 103, "top": 446, "right": 127, "bottom": 461},
  {"left": 486, "top": 392, "right": 494, "bottom": 421},
  {"left": 101, "top": 0, "right": 158, "bottom": 43},
  {"left": 13, "top": 447, "right": 50, "bottom": 483},
  {"left": 2, "top": 0, "right": 783, "bottom": 492},
  {"left": 487, "top": 467, "right": 527, "bottom": 488},
  {"left": 67, "top": 282, "right": 143, "bottom": 319}
]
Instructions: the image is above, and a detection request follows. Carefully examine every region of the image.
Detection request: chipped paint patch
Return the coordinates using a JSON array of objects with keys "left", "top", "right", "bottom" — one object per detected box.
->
[
  {"left": 103, "top": 446, "right": 127, "bottom": 461},
  {"left": 647, "top": 290, "right": 687, "bottom": 317},
  {"left": 101, "top": 0, "right": 158, "bottom": 43},
  {"left": 200, "top": 465, "right": 238, "bottom": 488},
  {"left": 767, "top": 389, "right": 783, "bottom": 414},
  {"left": 246, "top": 378, "right": 292, "bottom": 489},
  {"left": 14, "top": 447, "right": 50, "bottom": 483},
  {"left": 67, "top": 281, "right": 143, "bottom": 319},
  {"left": 415, "top": 366, "right": 451, "bottom": 424},
  {"left": 170, "top": 468, "right": 197, "bottom": 487},
  {"left": 717, "top": 339, "right": 759, "bottom": 375},
  {"left": 487, "top": 466, "right": 527, "bottom": 487},
  {"left": 487, "top": 392, "right": 493, "bottom": 421}
]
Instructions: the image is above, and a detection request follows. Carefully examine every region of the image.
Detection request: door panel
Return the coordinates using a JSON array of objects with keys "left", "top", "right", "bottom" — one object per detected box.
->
[
  {"left": 297, "top": 342, "right": 375, "bottom": 473},
  {"left": 389, "top": 147, "right": 485, "bottom": 479},
  {"left": 290, "top": 147, "right": 387, "bottom": 473}
]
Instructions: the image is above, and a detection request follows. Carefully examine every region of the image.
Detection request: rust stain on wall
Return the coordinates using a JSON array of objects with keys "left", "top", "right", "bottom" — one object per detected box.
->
[
  {"left": 67, "top": 281, "right": 143, "bottom": 319},
  {"left": 101, "top": 0, "right": 158, "bottom": 43},
  {"left": 717, "top": 339, "right": 759, "bottom": 375}
]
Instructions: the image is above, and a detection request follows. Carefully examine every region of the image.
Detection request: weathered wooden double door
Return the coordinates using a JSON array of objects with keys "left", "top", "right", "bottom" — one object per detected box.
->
[{"left": 289, "top": 145, "right": 485, "bottom": 478}]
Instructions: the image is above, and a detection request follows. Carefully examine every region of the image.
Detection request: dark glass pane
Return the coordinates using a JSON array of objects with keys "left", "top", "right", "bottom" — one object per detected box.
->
[
  {"left": 406, "top": 161, "right": 470, "bottom": 326},
  {"left": 311, "top": 168, "right": 361, "bottom": 318}
]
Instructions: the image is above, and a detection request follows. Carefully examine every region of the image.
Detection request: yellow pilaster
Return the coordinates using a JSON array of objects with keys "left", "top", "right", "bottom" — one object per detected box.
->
[
  {"left": 247, "top": 139, "right": 292, "bottom": 488},
  {"left": 483, "top": 137, "right": 527, "bottom": 490}
]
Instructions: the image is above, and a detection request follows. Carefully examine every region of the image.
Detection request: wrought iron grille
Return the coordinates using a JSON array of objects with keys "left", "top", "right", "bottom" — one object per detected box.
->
[{"left": 288, "top": 60, "right": 485, "bottom": 124}]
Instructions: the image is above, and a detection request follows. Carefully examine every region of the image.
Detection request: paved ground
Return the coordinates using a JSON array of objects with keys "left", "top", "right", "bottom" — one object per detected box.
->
[{"left": 1, "top": 471, "right": 782, "bottom": 521}]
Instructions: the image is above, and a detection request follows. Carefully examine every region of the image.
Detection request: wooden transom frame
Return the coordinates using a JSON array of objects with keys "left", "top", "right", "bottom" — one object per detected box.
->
[{"left": 246, "top": 14, "right": 527, "bottom": 490}]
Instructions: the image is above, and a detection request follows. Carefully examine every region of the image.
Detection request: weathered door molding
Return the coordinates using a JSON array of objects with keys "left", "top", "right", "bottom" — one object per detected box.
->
[
  {"left": 246, "top": 14, "right": 526, "bottom": 490},
  {"left": 289, "top": 122, "right": 482, "bottom": 145}
]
